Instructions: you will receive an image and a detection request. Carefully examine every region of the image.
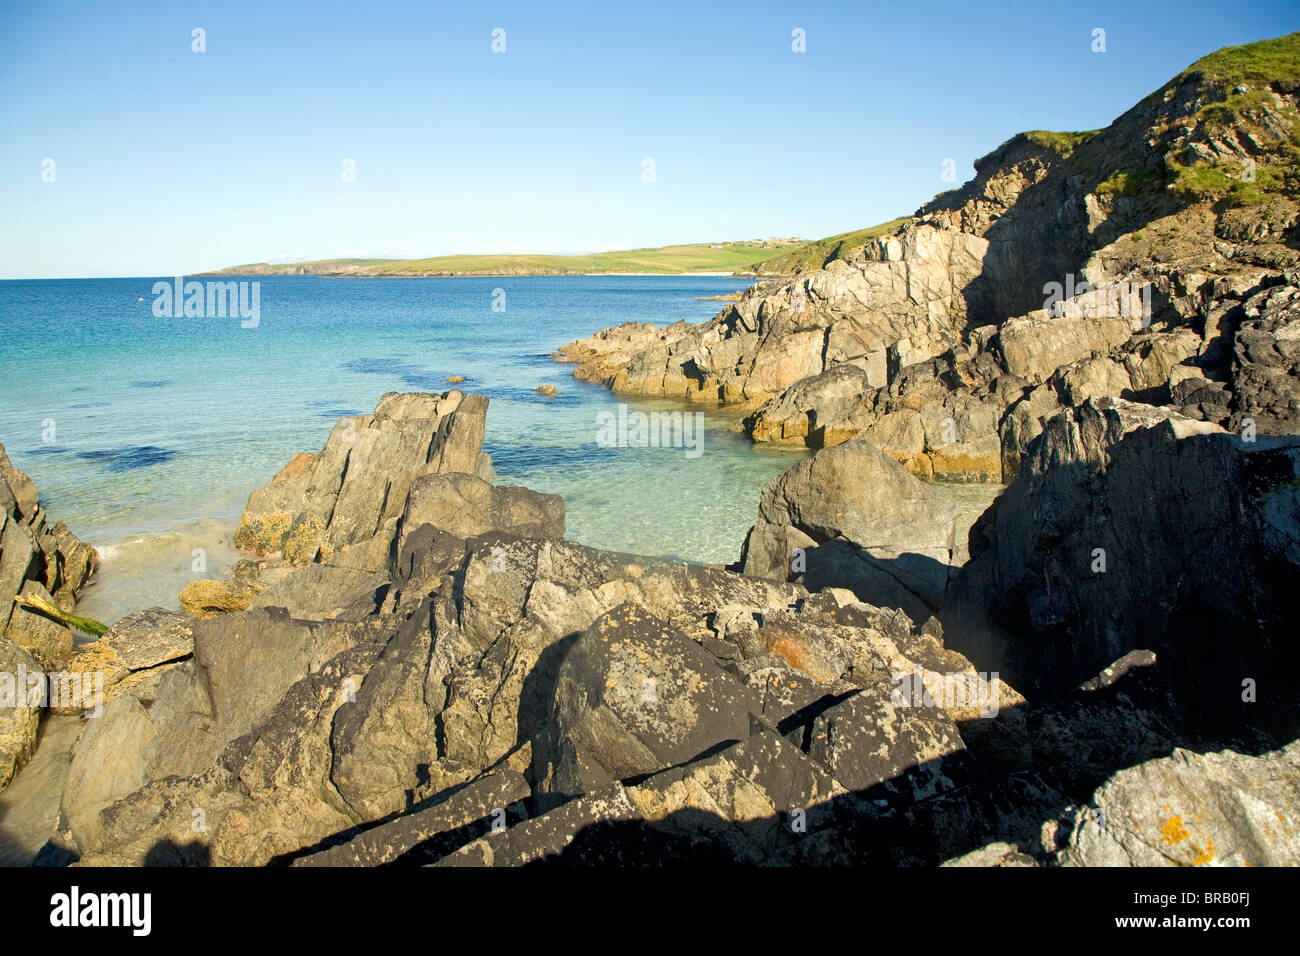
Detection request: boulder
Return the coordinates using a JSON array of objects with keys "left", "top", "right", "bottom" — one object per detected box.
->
[
  {"left": 1062, "top": 740, "right": 1300, "bottom": 867},
  {"left": 532, "top": 604, "right": 759, "bottom": 805},
  {"left": 0, "top": 637, "right": 42, "bottom": 793},
  {"left": 178, "top": 579, "right": 263, "bottom": 619},
  {"left": 946, "top": 397, "right": 1300, "bottom": 731},
  {"left": 739, "top": 438, "right": 960, "bottom": 620}
]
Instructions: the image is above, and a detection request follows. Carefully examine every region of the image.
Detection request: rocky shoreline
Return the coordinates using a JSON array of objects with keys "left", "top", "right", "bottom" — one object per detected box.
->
[
  {"left": 1, "top": 35, "right": 1298, "bottom": 867},
  {"left": 0, "top": 374, "right": 1295, "bottom": 866}
]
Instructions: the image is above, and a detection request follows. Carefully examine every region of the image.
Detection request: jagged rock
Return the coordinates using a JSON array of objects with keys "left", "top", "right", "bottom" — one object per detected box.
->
[
  {"left": 558, "top": 222, "right": 988, "bottom": 406},
  {"left": 552, "top": 321, "right": 688, "bottom": 385},
  {"left": 739, "top": 438, "right": 960, "bottom": 621},
  {"left": 945, "top": 397, "right": 1300, "bottom": 730},
  {"left": 293, "top": 769, "right": 530, "bottom": 866},
  {"left": 1227, "top": 279, "right": 1300, "bottom": 435},
  {"left": 1062, "top": 740, "right": 1300, "bottom": 866},
  {"left": 0, "top": 637, "right": 41, "bottom": 793},
  {"left": 234, "top": 390, "right": 492, "bottom": 563},
  {"left": 532, "top": 604, "right": 759, "bottom": 805},
  {"left": 0, "top": 443, "right": 97, "bottom": 630}
]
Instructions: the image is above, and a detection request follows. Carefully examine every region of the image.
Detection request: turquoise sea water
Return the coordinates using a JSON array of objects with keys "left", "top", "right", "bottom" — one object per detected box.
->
[{"left": 0, "top": 276, "right": 809, "bottom": 623}]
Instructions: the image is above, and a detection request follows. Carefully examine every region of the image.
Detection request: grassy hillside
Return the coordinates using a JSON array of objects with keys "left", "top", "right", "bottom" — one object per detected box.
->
[
  {"left": 746, "top": 218, "right": 913, "bottom": 274},
  {"left": 1181, "top": 30, "right": 1300, "bottom": 85},
  {"left": 1094, "top": 33, "right": 1300, "bottom": 208},
  {"left": 210, "top": 242, "right": 801, "bottom": 277}
]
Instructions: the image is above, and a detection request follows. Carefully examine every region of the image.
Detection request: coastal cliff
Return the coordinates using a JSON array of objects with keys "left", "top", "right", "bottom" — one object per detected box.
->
[{"left": 557, "top": 34, "right": 1300, "bottom": 486}]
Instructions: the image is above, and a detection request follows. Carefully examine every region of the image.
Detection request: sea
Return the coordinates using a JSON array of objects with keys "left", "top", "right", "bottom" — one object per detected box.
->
[{"left": 0, "top": 275, "right": 817, "bottom": 625}]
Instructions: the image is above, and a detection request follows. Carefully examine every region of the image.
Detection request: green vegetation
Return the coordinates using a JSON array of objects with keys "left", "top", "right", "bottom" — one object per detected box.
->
[
  {"left": 213, "top": 242, "right": 802, "bottom": 277},
  {"left": 1091, "top": 35, "right": 1300, "bottom": 211},
  {"left": 1022, "top": 129, "right": 1100, "bottom": 157},
  {"left": 1168, "top": 158, "right": 1298, "bottom": 204},
  {"left": 18, "top": 591, "right": 107, "bottom": 637},
  {"left": 746, "top": 218, "right": 913, "bottom": 274},
  {"left": 1096, "top": 166, "right": 1167, "bottom": 200},
  {"left": 1180, "top": 32, "right": 1300, "bottom": 86}
]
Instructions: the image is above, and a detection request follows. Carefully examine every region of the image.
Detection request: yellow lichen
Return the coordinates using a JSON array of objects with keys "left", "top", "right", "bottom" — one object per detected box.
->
[
  {"left": 1161, "top": 816, "right": 1190, "bottom": 845},
  {"left": 1192, "top": 838, "right": 1215, "bottom": 866}
]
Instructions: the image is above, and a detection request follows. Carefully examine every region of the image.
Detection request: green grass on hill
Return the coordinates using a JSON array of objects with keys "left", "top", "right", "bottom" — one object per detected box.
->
[
  {"left": 1094, "top": 34, "right": 1300, "bottom": 209},
  {"left": 1181, "top": 32, "right": 1300, "bottom": 86},
  {"left": 213, "top": 242, "right": 801, "bottom": 277},
  {"left": 1022, "top": 130, "right": 1100, "bottom": 157},
  {"left": 746, "top": 218, "right": 913, "bottom": 274}
]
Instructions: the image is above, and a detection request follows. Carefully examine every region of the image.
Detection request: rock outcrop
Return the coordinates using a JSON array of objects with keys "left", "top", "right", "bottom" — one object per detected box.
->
[
  {"left": 28, "top": 392, "right": 1299, "bottom": 867},
  {"left": 232, "top": 390, "right": 497, "bottom": 566},
  {"left": 43, "top": 394, "right": 1033, "bottom": 867},
  {"left": 944, "top": 397, "right": 1300, "bottom": 732},
  {"left": 557, "top": 223, "right": 990, "bottom": 407},
  {"left": 1, "top": 443, "right": 98, "bottom": 656},
  {"left": 560, "top": 36, "right": 1300, "bottom": 494},
  {"left": 1061, "top": 740, "right": 1300, "bottom": 867},
  {"left": 0, "top": 444, "right": 98, "bottom": 795},
  {"left": 192, "top": 389, "right": 563, "bottom": 623},
  {"left": 738, "top": 438, "right": 962, "bottom": 622}
]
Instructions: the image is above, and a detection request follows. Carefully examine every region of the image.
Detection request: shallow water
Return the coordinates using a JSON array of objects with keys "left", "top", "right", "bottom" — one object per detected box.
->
[
  {"left": 0, "top": 276, "right": 805, "bottom": 620},
  {"left": 0, "top": 715, "right": 80, "bottom": 866}
]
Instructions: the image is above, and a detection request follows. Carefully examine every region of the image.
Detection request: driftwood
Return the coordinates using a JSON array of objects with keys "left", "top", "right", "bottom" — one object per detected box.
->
[{"left": 15, "top": 591, "right": 107, "bottom": 637}]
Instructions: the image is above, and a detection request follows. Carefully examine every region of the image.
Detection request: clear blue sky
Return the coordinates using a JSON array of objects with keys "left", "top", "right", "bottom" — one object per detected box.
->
[{"left": 2, "top": 0, "right": 1296, "bottom": 278}]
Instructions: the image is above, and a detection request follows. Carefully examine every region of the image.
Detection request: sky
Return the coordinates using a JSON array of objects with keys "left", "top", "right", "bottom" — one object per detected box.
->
[{"left": 1, "top": 0, "right": 1297, "bottom": 279}]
